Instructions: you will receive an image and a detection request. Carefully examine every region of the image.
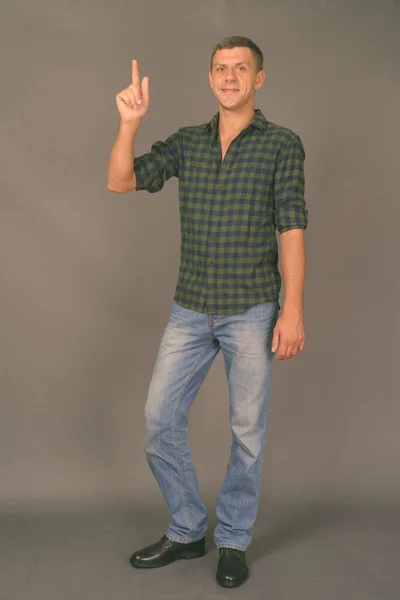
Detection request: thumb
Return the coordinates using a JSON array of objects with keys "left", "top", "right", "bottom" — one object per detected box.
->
[
  {"left": 141, "top": 76, "right": 149, "bottom": 102},
  {"left": 271, "top": 324, "right": 279, "bottom": 353}
]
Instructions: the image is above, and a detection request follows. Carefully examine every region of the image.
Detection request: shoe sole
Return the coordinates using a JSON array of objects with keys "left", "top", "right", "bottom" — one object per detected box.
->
[{"left": 131, "top": 549, "right": 206, "bottom": 569}]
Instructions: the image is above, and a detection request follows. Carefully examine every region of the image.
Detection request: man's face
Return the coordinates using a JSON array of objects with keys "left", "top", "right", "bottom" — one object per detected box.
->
[{"left": 209, "top": 47, "right": 265, "bottom": 111}]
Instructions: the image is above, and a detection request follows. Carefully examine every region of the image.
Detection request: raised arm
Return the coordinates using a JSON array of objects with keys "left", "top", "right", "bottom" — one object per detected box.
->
[{"left": 107, "top": 60, "right": 150, "bottom": 194}]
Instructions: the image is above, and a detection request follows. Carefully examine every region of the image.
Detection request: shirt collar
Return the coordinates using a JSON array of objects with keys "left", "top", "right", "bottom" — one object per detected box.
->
[{"left": 202, "top": 108, "right": 268, "bottom": 133}]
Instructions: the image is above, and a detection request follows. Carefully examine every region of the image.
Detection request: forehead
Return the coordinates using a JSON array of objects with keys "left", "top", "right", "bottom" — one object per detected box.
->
[{"left": 213, "top": 46, "right": 255, "bottom": 66}]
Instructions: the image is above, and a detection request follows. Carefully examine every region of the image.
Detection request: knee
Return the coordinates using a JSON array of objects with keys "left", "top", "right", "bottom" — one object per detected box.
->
[
  {"left": 144, "top": 402, "right": 159, "bottom": 429},
  {"left": 144, "top": 388, "right": 166, "bottom": 430},
  {"left": 144, "top": 404, "right": 174, "bottom": 454},
  {"left": 231, "top": 419, "right": 264, "bottom": 462},
  {"left": 144, "top": 403, "right": 162, "bottom": 433},
  {"left": 144, "top": 418, "right": 161, "bottom": 455}
]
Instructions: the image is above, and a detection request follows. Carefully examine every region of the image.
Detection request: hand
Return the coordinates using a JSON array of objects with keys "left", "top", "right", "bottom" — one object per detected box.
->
[
  {"left": 116, "top": 60, "right": 150, "bottom": 124},
  {"left": 271, "top": 307, "right": 305, "bottom": 360}
]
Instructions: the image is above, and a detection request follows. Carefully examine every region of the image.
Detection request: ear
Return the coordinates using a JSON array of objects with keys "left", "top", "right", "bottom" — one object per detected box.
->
[{"left": 255, "top": 69, "right": 266, "bottom": 91}]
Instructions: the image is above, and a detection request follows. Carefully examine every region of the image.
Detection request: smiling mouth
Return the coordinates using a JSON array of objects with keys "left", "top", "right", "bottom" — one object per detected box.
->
[{"left": 222, "top": 89, "right": 239, "bottom": 93}]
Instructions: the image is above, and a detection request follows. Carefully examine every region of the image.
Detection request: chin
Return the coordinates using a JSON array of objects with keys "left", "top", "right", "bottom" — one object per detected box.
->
[
  {"left": 218, "top": 97, "right": 241, "bottom": 110},
  {"left": 224, "top": 102, "right": 244, "bottom": 111}
]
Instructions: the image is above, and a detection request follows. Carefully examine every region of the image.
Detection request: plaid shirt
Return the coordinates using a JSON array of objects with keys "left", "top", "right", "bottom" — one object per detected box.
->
[{"left": 134, "top": 108, "right": 308, "bottom": 314}]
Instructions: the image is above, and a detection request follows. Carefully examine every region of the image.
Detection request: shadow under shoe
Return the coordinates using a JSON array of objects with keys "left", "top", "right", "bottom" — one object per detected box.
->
[
  {"left": 130, "top": 534, "right": 206, "bottom": 569},
  {"left": 216, "top": 547, "right": 249, "bottom": 587}
]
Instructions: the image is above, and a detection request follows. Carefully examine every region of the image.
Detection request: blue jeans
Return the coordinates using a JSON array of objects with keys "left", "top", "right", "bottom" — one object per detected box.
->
[{"left": 144, "top": 300, "right": 279, "bottom": 551}]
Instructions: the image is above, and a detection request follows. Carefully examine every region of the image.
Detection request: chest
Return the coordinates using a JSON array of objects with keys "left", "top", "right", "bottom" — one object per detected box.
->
[{"left": 180, "top": 134, "right": 276, "bottom": 200}]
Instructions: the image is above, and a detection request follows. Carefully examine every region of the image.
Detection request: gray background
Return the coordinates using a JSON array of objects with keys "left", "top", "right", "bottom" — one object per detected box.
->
[{"left": 0, "top": 1, "right": 399, "bottom": 598}]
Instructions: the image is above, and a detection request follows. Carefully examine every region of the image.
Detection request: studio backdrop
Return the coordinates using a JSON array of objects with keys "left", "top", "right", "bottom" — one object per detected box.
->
[{"left": 0, "top": 0, "right": 399, "bottom": 509}]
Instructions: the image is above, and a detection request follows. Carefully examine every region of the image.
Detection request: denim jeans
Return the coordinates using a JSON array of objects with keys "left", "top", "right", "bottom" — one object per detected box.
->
[{"left": 144, "top": 299, "right": 279, "bottom": 551}]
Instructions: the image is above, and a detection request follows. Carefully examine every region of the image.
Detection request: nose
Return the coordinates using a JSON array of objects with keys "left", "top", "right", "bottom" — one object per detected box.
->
[{"left": 224, "top": 66, "right": 237, "bottom": 81}]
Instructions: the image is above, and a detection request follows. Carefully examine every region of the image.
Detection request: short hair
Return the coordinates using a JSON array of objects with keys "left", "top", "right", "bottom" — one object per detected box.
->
[{"left": 210, "top": 36, "right": 264, "bottom": 72}]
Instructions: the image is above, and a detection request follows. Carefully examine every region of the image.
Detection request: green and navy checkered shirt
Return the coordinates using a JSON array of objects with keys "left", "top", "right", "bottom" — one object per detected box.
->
[{"left": 134, "top": 108, "right": 308, "bottom": 314}]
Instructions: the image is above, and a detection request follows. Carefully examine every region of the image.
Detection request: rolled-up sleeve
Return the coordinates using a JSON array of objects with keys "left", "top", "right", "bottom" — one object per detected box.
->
[
  {"left": 134, "top": 129, "right": 181, "bottom": 193},
  {"left": 273, "top": 133, "right": 308, "bottom": 233}
]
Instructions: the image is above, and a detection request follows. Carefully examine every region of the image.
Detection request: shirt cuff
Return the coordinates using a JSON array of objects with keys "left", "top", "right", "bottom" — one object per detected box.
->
[{"left": 275, "top": 205, "right": 308, "bottom": 233}]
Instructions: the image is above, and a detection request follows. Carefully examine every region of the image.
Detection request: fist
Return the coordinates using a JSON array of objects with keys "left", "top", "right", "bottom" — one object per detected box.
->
[{"left": 116, "top": 60, "right": 150, "bottom": 123}]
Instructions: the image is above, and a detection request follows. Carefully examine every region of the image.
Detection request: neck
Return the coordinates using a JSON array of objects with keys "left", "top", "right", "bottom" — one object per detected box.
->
[{"left": 218, "top": 104, "right": 256, "bottom": 138}]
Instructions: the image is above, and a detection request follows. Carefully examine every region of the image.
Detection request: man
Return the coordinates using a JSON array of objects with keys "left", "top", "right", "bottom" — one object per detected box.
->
[{"left": 107, "top": 36, "right": 307, "bottom": 588}]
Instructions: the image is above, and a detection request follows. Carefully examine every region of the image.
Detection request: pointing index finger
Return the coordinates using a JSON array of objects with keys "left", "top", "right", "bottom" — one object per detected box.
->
[{"left": 132, "top": 59, "right": 140, "bottom": 85}]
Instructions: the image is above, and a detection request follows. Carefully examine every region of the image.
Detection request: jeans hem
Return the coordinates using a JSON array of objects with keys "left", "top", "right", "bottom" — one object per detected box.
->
[
  {"left": 216, "top": 542, "right": 247, "bottom": 551},
  {"left": 166, "top": 530, "right": 207, "bottom": 544}
]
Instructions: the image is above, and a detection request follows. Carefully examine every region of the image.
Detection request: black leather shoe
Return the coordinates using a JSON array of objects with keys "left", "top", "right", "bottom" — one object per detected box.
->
[
  {"left": 129, "top": 534, "right": 206, "bottom": 568},
  {"left": 216, "top": 547, "right": 249, "bottom": 588}
]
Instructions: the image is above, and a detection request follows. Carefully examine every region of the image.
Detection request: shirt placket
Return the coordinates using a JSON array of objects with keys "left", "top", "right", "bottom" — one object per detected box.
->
[{"left": 203, "top": 134, "right": 241, "bottom": 313}]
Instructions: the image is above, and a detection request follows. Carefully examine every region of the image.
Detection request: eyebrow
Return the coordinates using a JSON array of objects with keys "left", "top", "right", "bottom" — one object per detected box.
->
[{"left": 214, "top": 61, "right": 250, "bottom": 67}]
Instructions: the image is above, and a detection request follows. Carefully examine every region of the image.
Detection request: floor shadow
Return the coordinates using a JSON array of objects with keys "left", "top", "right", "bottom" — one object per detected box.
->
[{"left": 248, "top": 501, "right": 369, "bottom": 561}]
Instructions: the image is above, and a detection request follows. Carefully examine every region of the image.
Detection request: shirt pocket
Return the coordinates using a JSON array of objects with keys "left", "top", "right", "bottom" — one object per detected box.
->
[
  {"left": 233, "top": 157, "right": 271, "bottom": 201},
  {"left": 180, "top": 152, "right": 214, "bottom": 195}
]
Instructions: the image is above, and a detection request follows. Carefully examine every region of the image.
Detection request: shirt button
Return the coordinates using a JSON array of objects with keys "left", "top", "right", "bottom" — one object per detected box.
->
[
  {"left": 218, "top": 186, "right": 222, "bottom": 191},
  {"left": 209, "top": 261, "right": 213, "bottom": 266},
  {"left": 211, "top": 237, "right": 215, "bottom": 242}
]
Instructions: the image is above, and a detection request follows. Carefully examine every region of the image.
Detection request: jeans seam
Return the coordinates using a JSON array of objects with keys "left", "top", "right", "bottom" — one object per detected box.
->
[{"left": 172, "top": 338, "right": 216, "bottom": 533}]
